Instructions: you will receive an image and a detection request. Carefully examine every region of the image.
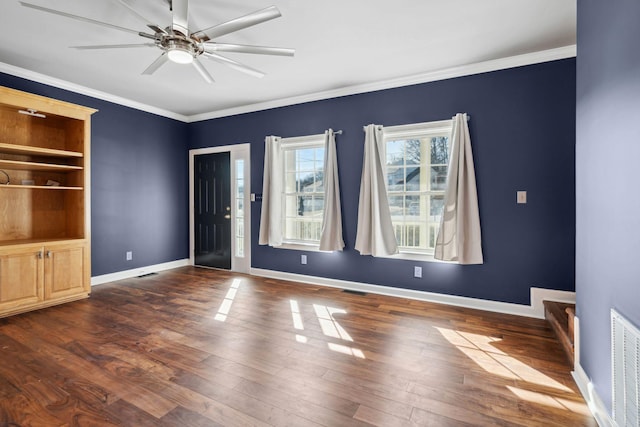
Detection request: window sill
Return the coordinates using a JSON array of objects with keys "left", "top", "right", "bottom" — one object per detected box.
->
[
  {"left": 376, "top": 251, "right": 456, "bottom": 264},
  {"left": 275, "top": 242, "right": 323, "bottom": 252}
]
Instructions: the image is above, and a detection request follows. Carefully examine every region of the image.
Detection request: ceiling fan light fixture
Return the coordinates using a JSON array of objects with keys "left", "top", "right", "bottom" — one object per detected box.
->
[{"left": 167, "top": 46, "right": 193, "bottom": 64}]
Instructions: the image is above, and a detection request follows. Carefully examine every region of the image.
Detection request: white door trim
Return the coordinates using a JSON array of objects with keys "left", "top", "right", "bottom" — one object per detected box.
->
[{"left": 189, "top": 144, "right": 251, "bottom": 273}]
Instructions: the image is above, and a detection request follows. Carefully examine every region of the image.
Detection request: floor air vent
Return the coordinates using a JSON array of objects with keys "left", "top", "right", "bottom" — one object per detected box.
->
[
  {"left": 612, "top": 309, "right": 640, "bottom": 427},
  {"left": 342, "top": 289, "right": 367, "bottom": 296},
  {"left": 137, "top": 272, "right": 158, "bottom": 278}
]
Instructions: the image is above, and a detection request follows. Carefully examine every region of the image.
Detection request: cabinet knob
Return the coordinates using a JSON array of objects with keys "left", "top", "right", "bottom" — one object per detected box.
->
[
  {"left": 46, "top": 251, "right": 52, "bottom": 258},
  {"left": 37, "top": 251, "right": 43, "bottom": 259}
]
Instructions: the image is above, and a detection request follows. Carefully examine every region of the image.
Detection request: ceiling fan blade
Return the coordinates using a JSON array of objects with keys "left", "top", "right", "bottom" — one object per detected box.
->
[
  {"left": 192, "top": 59, "right": 214, "bottom": 84},
  {"left": 193, "top": 6, "right": 281, "bottom": 42},
  {"left": 172, "top": 0, "right": 189, "bottom": 35},
  {"left": 204, "top": 42, "right": 294, "bottom": 57},
  {"left": 142, "top": 53, "right": 169, "bottom": 75},
  {"left": 110, "top": 0, "right": 159, "bottom": 29},
  {"left": 72, "top": 43, "right": 156, "bottom": 50},
  {"left": 19, "top": 2, "right": 139, "bottom": 36},
  {"left": 202, "top": 52, "right": 265, "bottom": 79},
  {"left": 147, "top": 24, "right": 168, "bottom": 35}
]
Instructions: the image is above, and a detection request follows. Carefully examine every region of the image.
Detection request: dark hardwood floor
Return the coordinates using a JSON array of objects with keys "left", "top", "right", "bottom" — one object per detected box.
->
[{"left": 0, "top": 267, "right": 596, "bottom": 426}]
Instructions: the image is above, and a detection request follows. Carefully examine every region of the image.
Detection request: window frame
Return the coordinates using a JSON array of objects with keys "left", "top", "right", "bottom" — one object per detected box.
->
[
  {"left": 382, "top": 119, "right": 453, "bottom": 261},
  {"left": 278, "top": 134, "right": 326, "bottom": 251}
]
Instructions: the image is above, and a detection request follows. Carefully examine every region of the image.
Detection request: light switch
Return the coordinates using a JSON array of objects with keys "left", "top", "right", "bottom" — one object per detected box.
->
[{"left": 517, "top": 191, "right": 527, "bottom": 204}]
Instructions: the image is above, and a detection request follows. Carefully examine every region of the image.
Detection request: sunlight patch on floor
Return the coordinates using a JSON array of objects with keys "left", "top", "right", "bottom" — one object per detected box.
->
[
  {"left": 214, "top": 279, "right": 242, "bottom": 322},
  {"left": 313, "top": 304, "right": 353, "bottom": 342},
  {"left": 289, "top": 300, "right": 365, "bottom": 359},
  {"left": 507, "top": 386, "right": 591, "bottom": 415},
  {"left": 289, "top": 299, "right": 308, "bottom": 343},
  {"left": 435, "top": 327, "right": 571, "bottom": 392}
]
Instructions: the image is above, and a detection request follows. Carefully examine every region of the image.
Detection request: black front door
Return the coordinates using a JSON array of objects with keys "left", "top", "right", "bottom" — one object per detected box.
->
[{"left": 194, "top": 152, "right": 231, "bottom": 269}]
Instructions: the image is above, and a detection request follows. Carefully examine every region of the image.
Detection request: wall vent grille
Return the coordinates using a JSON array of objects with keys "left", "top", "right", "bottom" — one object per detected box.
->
[{"left": 612, "top": 309, "right": 640, "bottom": 427}]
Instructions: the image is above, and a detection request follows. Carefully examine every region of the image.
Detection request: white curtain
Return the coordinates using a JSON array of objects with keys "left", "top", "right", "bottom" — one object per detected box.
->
[
  {"left": 434, "top": 113, "right": 483, "bottom": 264},
  {"left": 319, "top": 129, "right": 345, "bottom": 251},
  {"left": 355, "top": 124, "right": 399, "bottom": 256},
  {"left": 258, "top": 136, "right": 283, "bottom": 247}
]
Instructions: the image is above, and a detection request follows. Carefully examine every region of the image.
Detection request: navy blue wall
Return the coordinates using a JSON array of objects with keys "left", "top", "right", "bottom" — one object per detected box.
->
[
  {"left": 190, "top": 58, "right": 576, "bottom": 305},
  {"left": 576, "top": 0, "right": 640, "bottom": 413},
  {"left": 0, "top": 73, "right": 189, "bottom": 276}
]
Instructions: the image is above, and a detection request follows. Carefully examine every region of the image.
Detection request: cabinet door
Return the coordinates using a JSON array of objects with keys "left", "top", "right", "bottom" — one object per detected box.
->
[
  {"left": 0, "top": 246, "right": 44, "bottom": 312},
  {"left": 44, "top": 242, "right": 87, "bottom": 301}
]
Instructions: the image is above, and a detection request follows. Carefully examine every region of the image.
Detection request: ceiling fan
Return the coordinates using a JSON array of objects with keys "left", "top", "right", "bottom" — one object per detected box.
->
[{"left": 19, "top": 0, "right": 295, "bottom": 83}]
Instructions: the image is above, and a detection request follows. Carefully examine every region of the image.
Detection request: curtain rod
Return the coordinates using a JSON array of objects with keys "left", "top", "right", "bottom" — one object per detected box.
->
[
  {"left": 280, "top": 129, "right": 343, "bottom": 140},
  {"left": 361, "top": 115, "right": 470, "bottom": 131}
]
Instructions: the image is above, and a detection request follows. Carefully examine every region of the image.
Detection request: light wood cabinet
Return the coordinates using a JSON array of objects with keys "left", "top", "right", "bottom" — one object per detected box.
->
[
  {"left": 0, "top": 86, "right": 96, "bottom": 318},
  {"left": 44, "top": 240, "right": 88, "bottom": 301},
  {"left": 0, "top": 245, "right": 44, "bottom": 313}
]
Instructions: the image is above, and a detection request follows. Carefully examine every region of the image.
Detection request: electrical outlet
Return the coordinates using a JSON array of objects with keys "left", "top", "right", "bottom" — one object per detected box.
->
[
  {"left": 301, "top": 254, "right": 307, "bottom": 265},
  {"left": 414, "top": 266, "right": 422, "bottom": 278},
  {"left": 517, "top": 191, "right": 527, "bottom": 204},
  {"left": 126, "top": 251, "right": 133, "bottom": 261}
]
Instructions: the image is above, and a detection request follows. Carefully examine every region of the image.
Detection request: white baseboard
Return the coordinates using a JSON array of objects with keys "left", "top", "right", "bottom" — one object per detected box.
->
[
  {"left": 91, "top": 259, "right": 190, "bottom": 286},
  {"left": 249, "top": 268, "right": 575, "bottom": 319},
  {"left": 572, "top": 362, "right": 614, "bottom": 427}
]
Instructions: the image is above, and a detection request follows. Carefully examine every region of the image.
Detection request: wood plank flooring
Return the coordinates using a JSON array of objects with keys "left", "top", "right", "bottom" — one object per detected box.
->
[{"left": 0, "top": 267, "right": 596, "bottom": 426}]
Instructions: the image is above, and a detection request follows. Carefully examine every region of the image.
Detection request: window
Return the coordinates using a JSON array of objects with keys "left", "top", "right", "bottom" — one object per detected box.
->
[
  {"left": 383, "top": 121, "right": 452, "bottom": 255},
  {"left": 234, "top": 159, "right": 245, "bottom": 257},
  {"left": 282, "top": 137, "right": 325, "bottom": 245}
]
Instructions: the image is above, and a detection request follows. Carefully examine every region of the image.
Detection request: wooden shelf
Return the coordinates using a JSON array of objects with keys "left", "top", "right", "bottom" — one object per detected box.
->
[
  {"left": 0, "top": 238, "right": 84, "bottom": 248},
  {"left": 0, "top": 184, "right": 83, "bottom": 190},
  {"left": 0, "top": 159, "right": 83, "bottom": 172},
  {"left": 0, "top": 142, "right": 83, "bottom": 158}
]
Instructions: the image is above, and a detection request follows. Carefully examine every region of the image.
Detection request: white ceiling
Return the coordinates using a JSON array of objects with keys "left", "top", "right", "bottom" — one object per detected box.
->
[{"left": 0, "top": 0, "right": 576, "bottom": 120}]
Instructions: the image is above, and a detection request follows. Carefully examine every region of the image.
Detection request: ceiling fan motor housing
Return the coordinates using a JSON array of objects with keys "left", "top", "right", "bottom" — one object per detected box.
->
[{"left": 162, "top": 34, "right": 200, "bottom": 64}]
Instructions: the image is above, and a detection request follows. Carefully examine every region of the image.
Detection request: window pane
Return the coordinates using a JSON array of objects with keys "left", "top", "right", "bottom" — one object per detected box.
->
[
  {"left": 309, "top": 195, "right": 324, "bottom": 218},
  {"left": 386, "top": 167, "right": 404, "bottom": 191},
  {"left": 386, "top": 140, "right": 404, "bottom": 166},
  {"left": 431, "top": 136, "right": 449, "bottom": 165},
  {"left": 406, "top": 195, "right": 420, "bottom": 217},
  {"left": 405, "top": 166, "right": 422, "bottom": 191},
  {"left": 388, "top": 195, "right": 404, "bottom": 218},
  {"left": 314, "top": 147, "right": 324, "bottom": 170},
  {"left": 430, "top": 195, "right": 445, "bottom": 219},
  {"left": 430, "top": 165, "right": 448, "bottom": 191},
  {"left": 298, "top": 171, "right": 315, "bottom": 192},
  {"left": 236, "top": 237, "right": 244, "bottom": 257},
  {"left": 404, "top": 139, "right": 421, "bottom": 165},
  {"left": 297, "top": 148, "right": 315, "bottom": 171}
]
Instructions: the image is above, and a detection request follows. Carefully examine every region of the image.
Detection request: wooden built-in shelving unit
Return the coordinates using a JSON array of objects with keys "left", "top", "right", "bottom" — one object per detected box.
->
[{"left": 0, "top": 86, "right": 96, "bottom": 317}]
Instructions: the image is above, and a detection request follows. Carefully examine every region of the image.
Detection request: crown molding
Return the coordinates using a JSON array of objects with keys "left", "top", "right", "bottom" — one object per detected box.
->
[
  {"left": 1, "top": 45, "right": 576, "bottom": 123},
  {"left": 0, "top": 62, "right": 189, "bottom": 122},
  {"left": 188, "top": 45, "right": 577, "bottom": 122}
]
